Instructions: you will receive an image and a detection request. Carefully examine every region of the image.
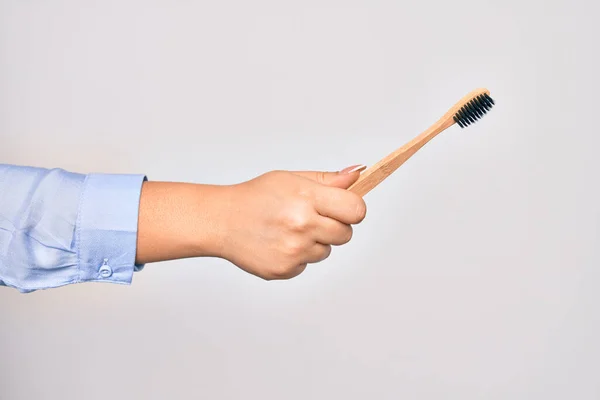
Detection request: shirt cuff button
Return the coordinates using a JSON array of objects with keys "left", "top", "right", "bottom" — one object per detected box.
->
[{"left": 99, "top": 259, "right": 113, "bottom": 278}]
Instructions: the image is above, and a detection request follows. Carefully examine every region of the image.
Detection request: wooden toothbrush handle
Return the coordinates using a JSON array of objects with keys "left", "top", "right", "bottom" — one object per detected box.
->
[{"left": 349, "top": 117, "right": 456, "bottom": 197}]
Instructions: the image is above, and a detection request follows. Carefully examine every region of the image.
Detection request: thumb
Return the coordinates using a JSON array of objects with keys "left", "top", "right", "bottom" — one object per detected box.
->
[{"left": 292, "top": 165, "right": 366, "bottom": 189}]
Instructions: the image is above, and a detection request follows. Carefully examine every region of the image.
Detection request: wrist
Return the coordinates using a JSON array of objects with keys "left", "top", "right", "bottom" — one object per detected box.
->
[
  {"left": 185, "top": 183, "right": 234, "bottom": 259},
  {"left": 136, "top": 181, "right": 233, "bottom": 263}
]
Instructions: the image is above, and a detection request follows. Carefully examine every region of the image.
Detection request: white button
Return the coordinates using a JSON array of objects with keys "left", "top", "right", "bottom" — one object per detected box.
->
[{"left": 99, "top": 259, "right": 113, "bottom": 278}]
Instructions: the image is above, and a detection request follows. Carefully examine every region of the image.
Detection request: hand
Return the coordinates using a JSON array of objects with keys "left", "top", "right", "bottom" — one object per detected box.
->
[
  {"left": 135, "top": 165, "right": 367, "bottom": 281},
  {"left": 217, "top": 165, "right": 367, "bottom": 280}
]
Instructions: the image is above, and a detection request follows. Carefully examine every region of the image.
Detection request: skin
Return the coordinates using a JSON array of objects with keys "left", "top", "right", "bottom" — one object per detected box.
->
[{"left": 135, "top": 165, "right": 367, "bottom": 280}]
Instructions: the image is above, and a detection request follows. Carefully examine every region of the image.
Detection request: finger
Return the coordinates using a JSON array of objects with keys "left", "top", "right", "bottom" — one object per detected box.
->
[
  {"left": 292, "top": 165, "right": 366, "bottom": 189},
  {"left": 268, "top": 264, "right": 307, "bottom": 280},
  {"left": 314, "top": 217, "right": 353, "bottom": 246},
  {"left": 304, "top": 243, "right": 332, "bottom": 264},
  {"left": 313, "top": 186, "right": 367, "bottom": 225}
]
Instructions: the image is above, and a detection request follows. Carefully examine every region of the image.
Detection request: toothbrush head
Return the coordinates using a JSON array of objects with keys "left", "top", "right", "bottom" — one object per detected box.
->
[{"left": 452, "top": 91, "right": 495, "bottom": 128}]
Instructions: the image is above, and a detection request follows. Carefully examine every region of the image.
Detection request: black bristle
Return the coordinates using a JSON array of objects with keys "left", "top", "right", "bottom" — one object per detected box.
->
[
  {"left": 462, "top": 106, "right": 476, "bottom": 124},
  {"left": 473, "top": 97, "right": 487, "bottom": 114},
  {"left": 481, "top": 94, "right": 493, "bottom": 109},
  {"left": 466, "top": 102, "right": 481, "bottom": 120},
  {"left": 453, "top": 93, "right": 495, "bottom": 128},
  {"left": 458, "top": 108, "right": 472, "bottom": 126},
  {"left": 453, "top": 115, "right": 462, "bottom": 128}
]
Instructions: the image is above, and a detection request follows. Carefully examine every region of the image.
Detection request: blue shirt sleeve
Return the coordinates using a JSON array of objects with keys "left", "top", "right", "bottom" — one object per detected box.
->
[{"left": 0, "top": 164, "right": 146, "bottom": 293}]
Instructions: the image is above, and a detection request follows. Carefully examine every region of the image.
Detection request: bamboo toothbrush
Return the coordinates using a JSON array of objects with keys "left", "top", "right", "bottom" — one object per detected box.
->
[{"left": 349, "top": 88, "right": 495, "bottom": 197}]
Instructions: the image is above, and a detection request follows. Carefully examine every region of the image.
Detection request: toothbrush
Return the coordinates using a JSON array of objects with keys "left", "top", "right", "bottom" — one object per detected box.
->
[{"left": 349, "top": 88, "right": 495, "bottom": 197}]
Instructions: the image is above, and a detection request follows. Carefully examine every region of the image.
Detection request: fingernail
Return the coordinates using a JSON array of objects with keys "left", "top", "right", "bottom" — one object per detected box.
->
[{"left": 339, "top": 164, "right": 367, "bottom": 174}]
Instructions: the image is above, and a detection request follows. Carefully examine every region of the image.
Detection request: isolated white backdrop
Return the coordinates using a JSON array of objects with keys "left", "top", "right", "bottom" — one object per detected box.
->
[{"left": 1, "top": 0, "right": 599, "bottom": 399}]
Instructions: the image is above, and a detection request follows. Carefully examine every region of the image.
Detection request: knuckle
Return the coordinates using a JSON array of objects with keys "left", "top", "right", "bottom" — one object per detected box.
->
[
  {"left": 322, "top": 245, "right": 332, "bottom": 259},
  {"left": 283, "top": 238, "right": 306, "bottom": 256},
  {"left": 262, "top": 262, "right": 306, "bottom": 281},
  {"left": 268, "top": 271, "right": 286, "bottom": 280},
  {"left": 317, "top": 171, "right": 327, "bottom": 184},
  {"left": 353, "top": 198, "right": 367, "bottom": 223},
  {"left": 284, "top": 206, "right": 312, "bottom": 232},
  {"left": 317, "top": 171, "right": 327, "bottom": 185},
  {"left": 270, "top": 264, "right": 296, "bottom": 280},
  {"left": 341, "top": 226, "right": 353, "bottom": 244}
]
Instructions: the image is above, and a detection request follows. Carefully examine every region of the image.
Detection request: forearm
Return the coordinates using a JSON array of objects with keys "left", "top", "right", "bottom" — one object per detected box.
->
[{"left": 135, "top": 181, "right": 231, "bottom": 264}]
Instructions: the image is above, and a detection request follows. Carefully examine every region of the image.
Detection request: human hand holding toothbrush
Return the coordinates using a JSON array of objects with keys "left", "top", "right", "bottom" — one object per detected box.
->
[{"left": 136, "top": 165, "right": 368, "bottom": 280}]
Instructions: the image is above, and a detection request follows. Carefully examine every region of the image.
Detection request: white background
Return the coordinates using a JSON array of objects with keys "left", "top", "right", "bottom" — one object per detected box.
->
[{"left": 1, "top": 0, "right": 599, "bottom": 398}]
